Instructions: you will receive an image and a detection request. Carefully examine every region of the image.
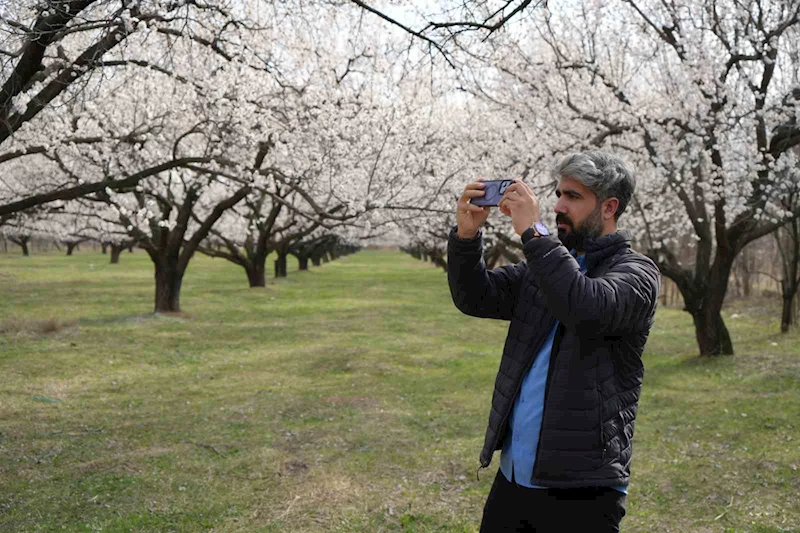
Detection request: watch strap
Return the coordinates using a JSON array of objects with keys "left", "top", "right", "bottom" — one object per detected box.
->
[{"left": 521, "top": 227, "right": 538, "bottom": 244}]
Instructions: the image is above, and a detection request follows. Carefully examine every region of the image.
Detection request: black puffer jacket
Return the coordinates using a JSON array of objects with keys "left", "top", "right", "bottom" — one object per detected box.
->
[{"left": 447, "top": 227, "right": 660, "bottom": 488}]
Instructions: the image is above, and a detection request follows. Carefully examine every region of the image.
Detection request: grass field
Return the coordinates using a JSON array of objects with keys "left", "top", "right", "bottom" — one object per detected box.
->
[{"left": 1, "top": 249, "right": 798, "bottom": 533}]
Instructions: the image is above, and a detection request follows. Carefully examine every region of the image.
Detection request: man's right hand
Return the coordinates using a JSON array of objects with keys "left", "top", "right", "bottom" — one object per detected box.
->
[{"left": 456, "top": 180, "right": 491, "bottom": 240}]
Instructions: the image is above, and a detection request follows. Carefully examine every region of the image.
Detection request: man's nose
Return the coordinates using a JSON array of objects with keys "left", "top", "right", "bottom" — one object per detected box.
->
[{"left": 554, "top": 199, "right": 567, "bottom": 214}]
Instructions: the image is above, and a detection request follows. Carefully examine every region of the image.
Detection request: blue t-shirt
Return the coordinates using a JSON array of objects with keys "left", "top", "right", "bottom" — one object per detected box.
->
[{"left": 499, "top": 253, "right": 627, "bottom": 493}]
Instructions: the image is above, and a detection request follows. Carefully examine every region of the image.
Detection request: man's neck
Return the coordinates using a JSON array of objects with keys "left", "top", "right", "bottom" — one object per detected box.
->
[
  {"left": 578, "top": 225, "right": 617, "bottom": 254},
  {"left": 601, "top": 222, "right": 617, "bottom": 237}
]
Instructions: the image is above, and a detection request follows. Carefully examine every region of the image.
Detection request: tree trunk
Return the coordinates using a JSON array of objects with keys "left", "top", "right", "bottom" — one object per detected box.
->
[
  {"left": 431, "top": 251, "right": 447, "bottom": 272},
  {"left": 11, "top": 237, "right": 29, "bottom": 256},
  {"left": 676, "top": 256, "right": 735, "bottom": 357},
  {"left": 312, "top": 255, "right": 322, "bottom": 267},
  {"left": 246, "top": 262, "right": 266, "bottom": 288},
  {"left": 298, "top": 256, "right": 309, "bottom": 271},
  {"left": 110, "top": 245, "right": 124, "bottom": 264},
  {"left": 780, "top": 279, "right": 798, "bottom": 333},
  {"left": 776, "top": 220, "right": 800, "bottom": 333},
  {"left": 741, "top": 247, "right": 752, "bottom": 298},
  {"left": 780, "top": 293, "right": 793, "bottom": 333},
  {"left": 795, "top": 290, "right": 800, "bottom": 331},
  {"left": 691, "top": 308, "right": 734, "bottom": 356},
  {"left": 682, "top": 275, "right": 734, "bottom": 356},
  {"left": 154, "top": 263, "right": 183, "bottom": 313},
  {"left": 274, "top": 253, "right": 287, "bottom": 278},
  {"left": 101, "top": 242, "right": 108, "bottom": 254},
  {"left": 66, "top": 242, "right": 78, "bottom": 256}
]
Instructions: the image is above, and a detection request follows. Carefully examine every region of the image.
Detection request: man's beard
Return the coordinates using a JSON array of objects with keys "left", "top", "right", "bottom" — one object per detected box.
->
[{"left": 556, "top": 206, "right": 604, "bottom": 251}]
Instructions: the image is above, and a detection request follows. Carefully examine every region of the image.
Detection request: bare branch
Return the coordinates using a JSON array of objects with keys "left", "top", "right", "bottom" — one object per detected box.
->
[
  {"left": 0, "top": 157, "right": 214, "bottom": 217},
  {"left": 346, "top": 0, "right": 455, "bottom": 67}
]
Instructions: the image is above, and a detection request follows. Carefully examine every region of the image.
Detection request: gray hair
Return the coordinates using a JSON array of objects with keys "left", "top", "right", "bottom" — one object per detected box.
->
[{"left": 551, "top": 152, "right": 635, "bottom": 220}]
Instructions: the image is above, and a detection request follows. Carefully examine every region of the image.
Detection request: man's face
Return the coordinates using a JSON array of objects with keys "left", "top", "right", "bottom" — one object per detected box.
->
[{"left": 554, "top": 177, "right": 604, "bottom": 251}]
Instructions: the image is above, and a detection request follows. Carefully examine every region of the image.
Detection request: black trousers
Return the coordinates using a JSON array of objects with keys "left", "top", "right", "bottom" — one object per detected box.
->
[{"left": 480, "top": 469, "right": 627, "bottom": 533}]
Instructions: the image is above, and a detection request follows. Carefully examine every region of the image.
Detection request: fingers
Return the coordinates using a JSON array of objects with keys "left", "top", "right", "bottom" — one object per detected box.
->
[
  {"left": 504, "top": 181, "right": 530, "bottom": 196},
  {"left": 466, "top": 204, "right": 488, "bottom": 214},
  {"left": 500, "top": 195, "right": 521, "bottom": 207},
  {"left": 459, "top": 182, "right": 486, "bottom": 205},
  {"left": 458, "top": 198, "right": 489, "bottom": 215},
  {"left": 462, "top": 189, "right": 486, "bottom": 198},
  {"left": 501, "top": 180, "right": 535, "bottom": 208},
  {"left": 499, "top": 196, "right": 518, "bottom": 214},
  {"left": 459, "top": 191, "right": 485, "bottom": 209},
  {"left": 498, "top": 199, "right": 511, "bottom": 216}
]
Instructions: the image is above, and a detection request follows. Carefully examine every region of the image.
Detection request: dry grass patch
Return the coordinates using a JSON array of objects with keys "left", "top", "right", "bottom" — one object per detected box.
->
[
  {"left": 249, "top": 471, "right": 372, "bottom": 531},
  {"left": 72, "top": 446, "right": 177, "bottom": 476},
  {"left": 324, "top": 396, "right": 381, "bottom": 409},
  {"left": 152, "top": 311, "right": 194, "bottom": 321},
  {"left": 0, "top": 317, "right": 78, "bottom": 337}
]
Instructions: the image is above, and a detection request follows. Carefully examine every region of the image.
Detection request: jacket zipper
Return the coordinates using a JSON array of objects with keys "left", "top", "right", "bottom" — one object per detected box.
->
[
  {"left": 482, "top": 362, "right": 534, "bottom": 468},
  {"left": 483, "top": 318, "right": 558, "bottom": 469},
  {"left": 598, "top": 385, "right": 607, "bottom": 461},
  {"left": 530, "top": 322, "right": 565, "bottom": 482}
]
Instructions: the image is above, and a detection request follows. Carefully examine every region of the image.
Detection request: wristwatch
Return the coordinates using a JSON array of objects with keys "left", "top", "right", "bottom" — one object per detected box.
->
[{"left": 521, "top": 221, "right": 550, "bottom": 244}]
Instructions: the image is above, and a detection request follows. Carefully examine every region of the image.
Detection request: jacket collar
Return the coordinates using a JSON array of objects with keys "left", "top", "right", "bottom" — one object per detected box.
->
[{"left": 582, "top": 230, "right": 631, "bottom": 271}]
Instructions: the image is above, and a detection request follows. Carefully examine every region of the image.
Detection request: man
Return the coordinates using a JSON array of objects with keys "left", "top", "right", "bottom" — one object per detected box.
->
[{"left": 447, "top": 152, "right": 660, "bottom": 532}]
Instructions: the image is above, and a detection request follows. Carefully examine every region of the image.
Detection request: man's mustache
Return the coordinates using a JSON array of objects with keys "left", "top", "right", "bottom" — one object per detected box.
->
[{"left": 556, "top": 214, "right": 574, "bottom": 229}]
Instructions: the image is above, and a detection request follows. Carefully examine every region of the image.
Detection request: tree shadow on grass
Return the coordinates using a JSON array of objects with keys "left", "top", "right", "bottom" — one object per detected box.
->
[
  {"left": 77, "top": 312, "right": 193, "bottom": 326},
  {"left": 0, "top": 317, "right": 79, "bottom": 336},
  {"left": 643, "top": 341, "right": 798, "bottom": 393}
]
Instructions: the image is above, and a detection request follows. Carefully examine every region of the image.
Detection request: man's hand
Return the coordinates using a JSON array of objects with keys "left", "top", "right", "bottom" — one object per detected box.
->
[
  {"left": 456, "top": 180, "right": 491, "bottom": 239},
  {"left": 498, "top": 180, "right": 541, "bottom": 236}
]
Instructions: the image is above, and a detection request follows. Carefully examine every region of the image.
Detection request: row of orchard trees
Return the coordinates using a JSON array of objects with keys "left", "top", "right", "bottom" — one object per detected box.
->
[
  {"left": 2, "top": 0, "right": 799, "bottom": 356},
  {"left": 0, "top": 222, "right": 359, "bottom": 275},
  {"left": 0, "top": 0, "right": 525, "bottom": 312}
]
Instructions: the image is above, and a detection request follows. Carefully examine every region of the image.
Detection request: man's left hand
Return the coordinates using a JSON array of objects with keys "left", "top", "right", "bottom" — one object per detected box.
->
[{"left": 498, "top": 180, "right": 541, "bottom": 236}]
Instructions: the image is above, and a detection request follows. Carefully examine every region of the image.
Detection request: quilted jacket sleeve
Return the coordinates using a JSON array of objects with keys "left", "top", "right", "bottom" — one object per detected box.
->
[
  {"left": 447, "top": 226, "right": 525, "bottom": 321},
  {"left": 522, "top": 235, "right": 660, "bottom": 334}
]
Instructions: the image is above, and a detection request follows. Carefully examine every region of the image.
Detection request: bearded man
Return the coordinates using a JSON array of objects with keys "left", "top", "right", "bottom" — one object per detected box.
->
[{"left": 447, "top": 152, "right": 661, "bottom": 532}]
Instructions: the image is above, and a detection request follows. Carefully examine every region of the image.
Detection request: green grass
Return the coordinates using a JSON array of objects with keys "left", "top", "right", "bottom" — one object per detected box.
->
[{"left": 1, "top": 249, "right": 798, "bottom": 532}]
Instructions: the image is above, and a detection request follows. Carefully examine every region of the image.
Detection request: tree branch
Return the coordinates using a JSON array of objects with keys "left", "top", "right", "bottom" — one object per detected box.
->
[{"left": 0, "top": 157, "right": 213, "bottom": 217}]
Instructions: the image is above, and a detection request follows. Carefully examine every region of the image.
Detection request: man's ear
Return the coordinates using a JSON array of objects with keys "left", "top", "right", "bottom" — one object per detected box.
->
[{"left": 603, "top": 198, "right": 619, "bottom": 220}]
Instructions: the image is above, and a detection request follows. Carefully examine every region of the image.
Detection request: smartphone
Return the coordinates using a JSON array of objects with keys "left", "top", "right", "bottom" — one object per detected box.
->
[{"left": 470, "top": 179, "right": 514, "bottom": 207}]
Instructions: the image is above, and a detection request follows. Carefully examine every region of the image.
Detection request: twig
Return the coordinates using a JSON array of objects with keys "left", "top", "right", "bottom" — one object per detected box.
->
[
  {"left": 274, "top": 495, "right": 300, "bottom": 521},
  {"left": 714, "top": 496, "right": 734, "bottom": 521},
  {"left": 347, "top": 0, "right": 455, "bottom": 68}
]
